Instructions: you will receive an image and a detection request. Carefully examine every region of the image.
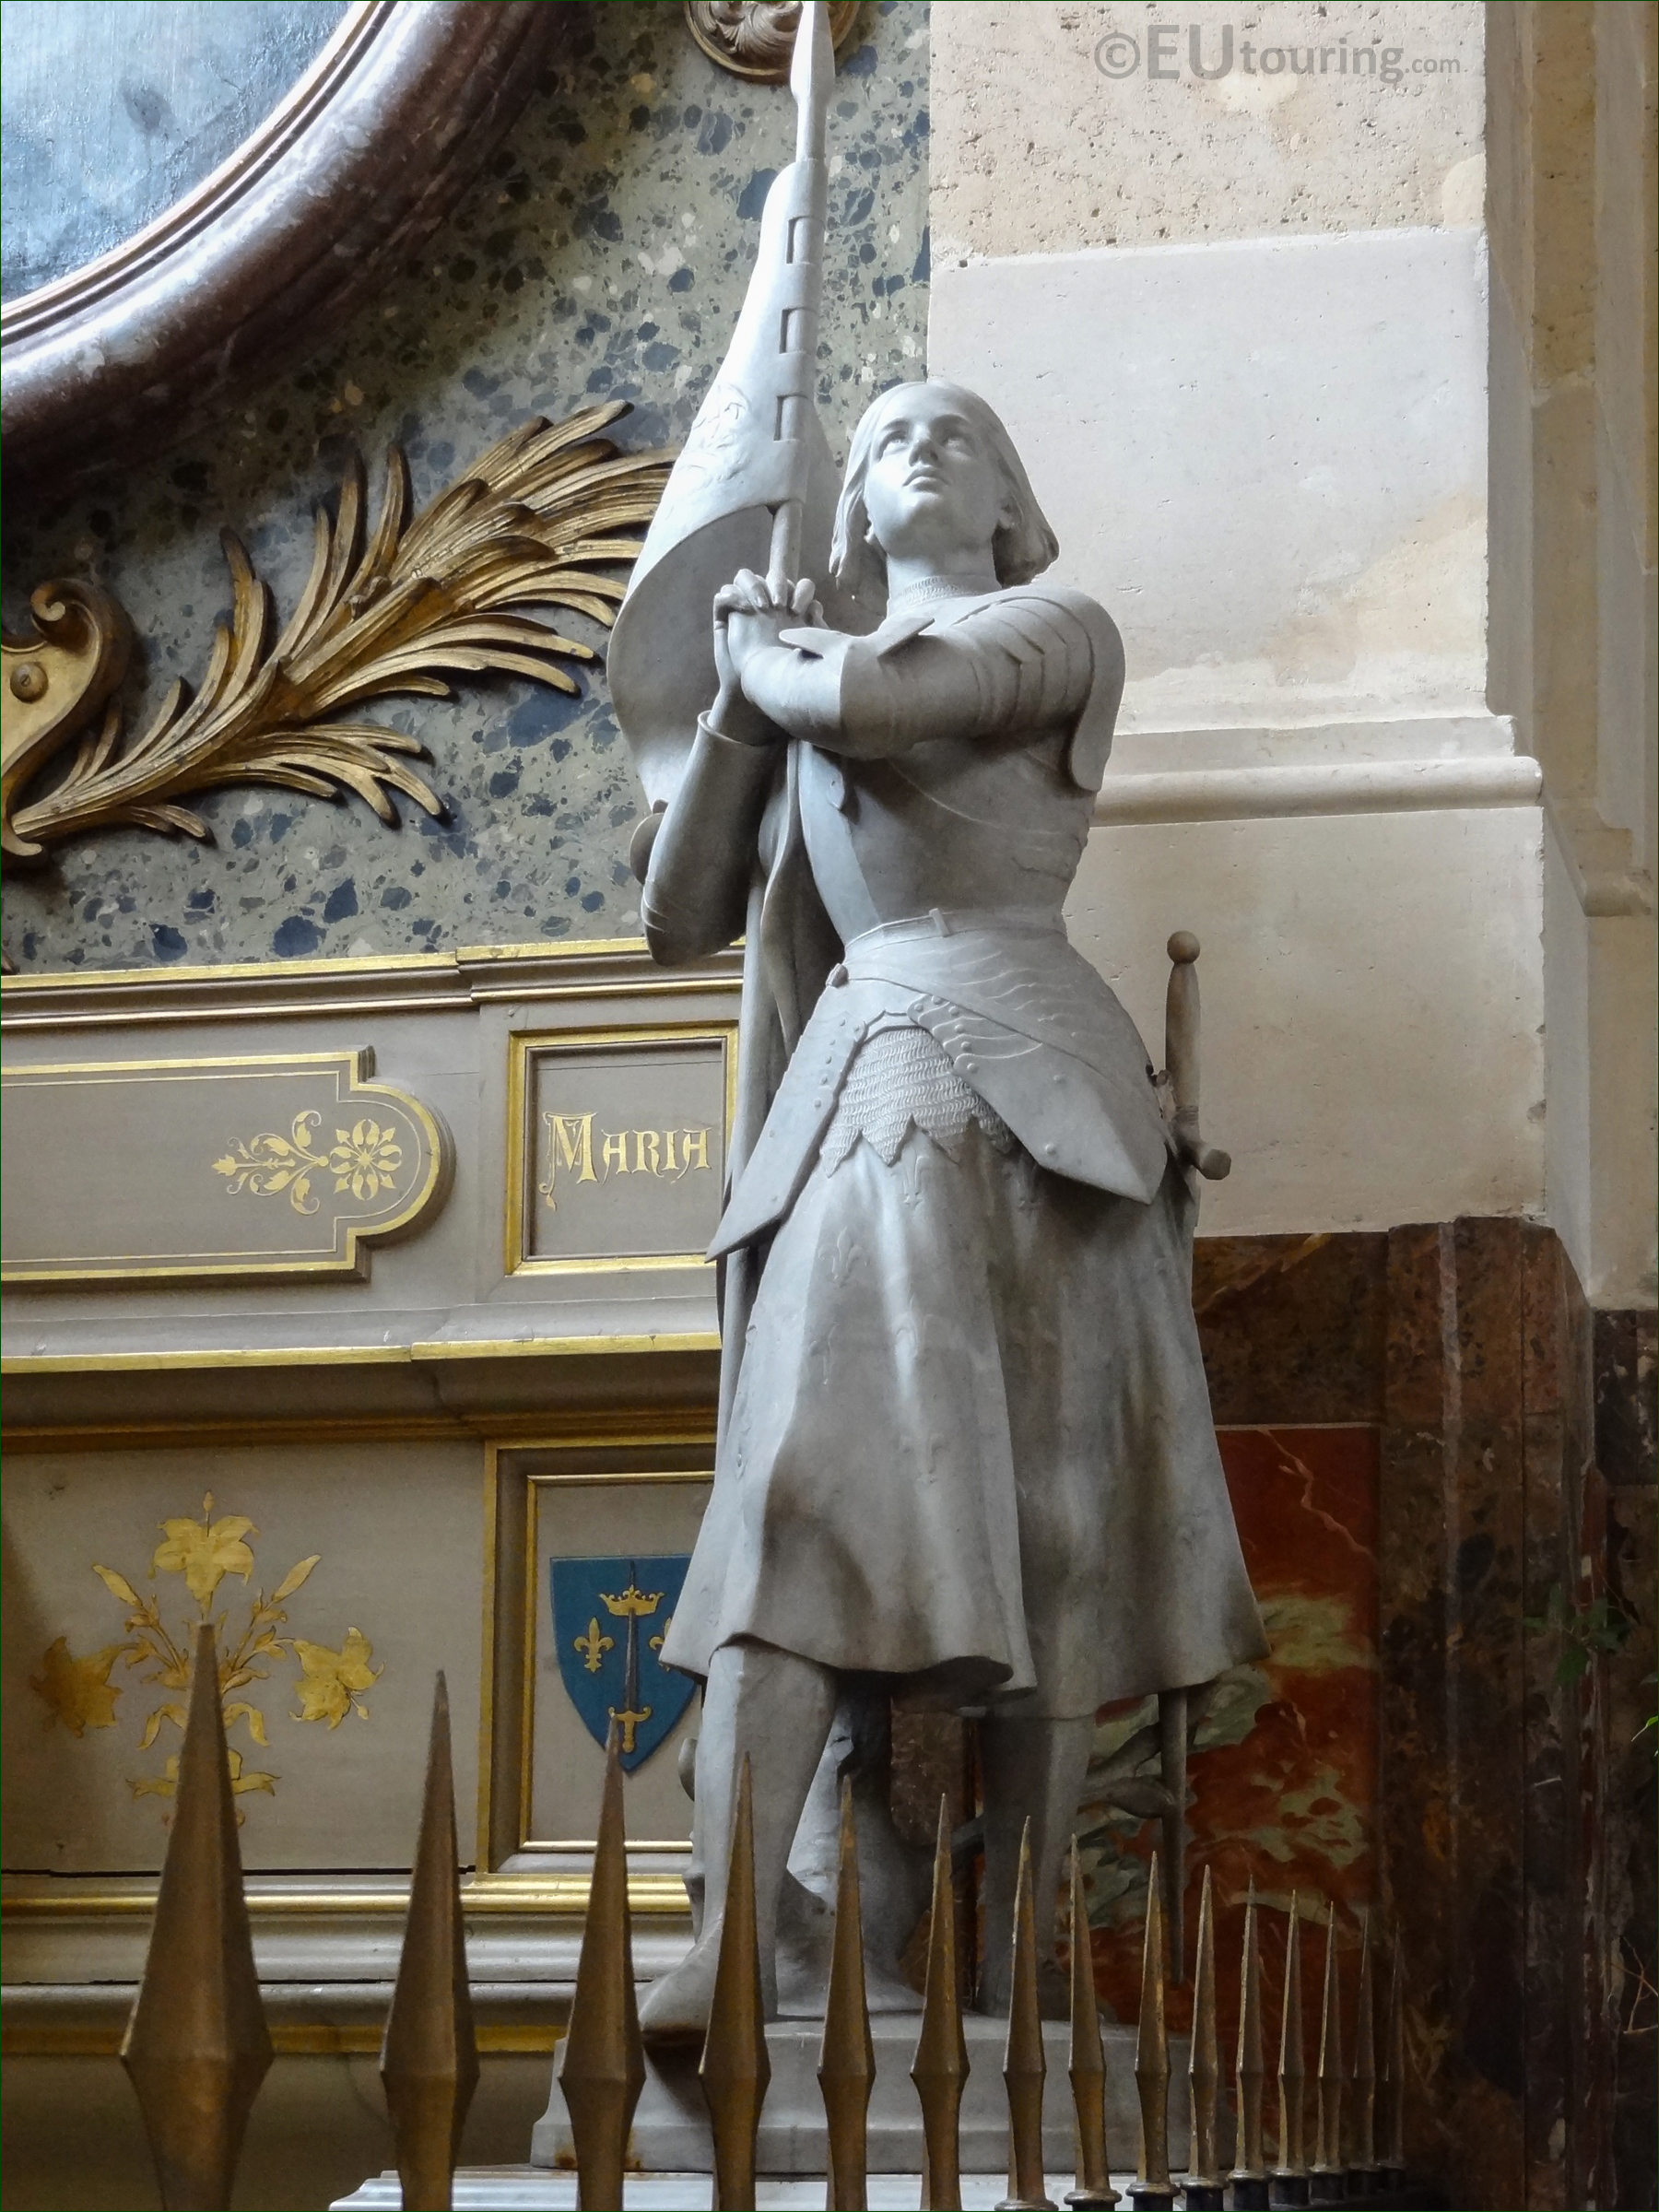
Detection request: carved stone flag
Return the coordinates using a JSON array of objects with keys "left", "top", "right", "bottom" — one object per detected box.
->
[{"left": 606, "top": 1, "right": 842, "bottom": 812}]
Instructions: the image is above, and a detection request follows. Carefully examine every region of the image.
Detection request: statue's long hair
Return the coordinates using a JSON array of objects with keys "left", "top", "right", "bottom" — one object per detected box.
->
[{"left": 829, "top": 379, "right": 1059, "bottom": 609}]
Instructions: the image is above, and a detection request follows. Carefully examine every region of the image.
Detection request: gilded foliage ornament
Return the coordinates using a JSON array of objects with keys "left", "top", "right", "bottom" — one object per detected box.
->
[
  {"left": 214, "top": 1111, "right": 405, "bottom": 1215},
  {"left": 0, "top": 401, "right": 670, "bottom": 869},
  {"left": 29, "top": 1493, "right": 382, "bottom": 1813}
]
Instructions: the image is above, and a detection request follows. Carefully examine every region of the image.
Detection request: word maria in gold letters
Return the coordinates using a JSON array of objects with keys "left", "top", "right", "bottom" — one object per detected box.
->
[
  {"left": 29, "top": 1494, "right": 382, "bottom": 1818},
  {"left": 539, "top": 1111, "right": 712, "bottom": 1209}
]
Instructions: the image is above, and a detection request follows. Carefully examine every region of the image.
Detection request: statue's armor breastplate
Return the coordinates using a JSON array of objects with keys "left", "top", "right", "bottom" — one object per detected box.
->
[
  {"left": 788, "top": 584, "right": 1112, "bottom": 943},
  {"left": 798, "top": 727, "right": 1095, "bottom": 943}
]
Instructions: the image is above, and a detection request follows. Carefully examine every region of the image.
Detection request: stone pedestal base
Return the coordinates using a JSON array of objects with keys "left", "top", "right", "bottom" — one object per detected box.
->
[{"left": 531, "top": 2014, "right": 1189, "bottom": 2175}]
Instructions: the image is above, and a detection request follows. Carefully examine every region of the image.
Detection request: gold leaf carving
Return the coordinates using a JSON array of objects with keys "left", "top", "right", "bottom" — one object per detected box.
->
[
  {"left": 1, "top": 580, "right": 132, "bottom": 865},
  {"left": 29, "top": 1638, "right": 124, "bottom": 1735},
  {"left": 32, "top": 1496, "right": 382, "bottom": 1810},
  {"left": 292, "top": 1628, "right": 382, "bottom": 1729},
  {"left": 4, "top": 401, "right": 670, "bottom": 865}
]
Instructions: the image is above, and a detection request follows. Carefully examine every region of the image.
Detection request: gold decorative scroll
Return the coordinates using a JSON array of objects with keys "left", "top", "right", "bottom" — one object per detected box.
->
[
  {"left": 505, "top": 1026, "right": 735, "bottom": 1277},
  {"left": 2, "top": 580, "right": 132, "bottom": 865},
  {"left": 1, "top": 1048, "right": 449, "bottom": 1283}
]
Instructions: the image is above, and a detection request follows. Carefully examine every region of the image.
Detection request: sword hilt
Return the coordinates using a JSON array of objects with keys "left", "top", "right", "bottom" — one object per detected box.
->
[{"left": 1163, "top": 933, "right": 1230, "bottom": 1182}]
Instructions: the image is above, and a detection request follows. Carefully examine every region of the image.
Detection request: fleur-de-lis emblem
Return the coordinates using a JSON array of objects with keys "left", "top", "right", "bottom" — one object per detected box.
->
[
  {"left": 550, "top": 1554, "right": 695, "bottom": 1772},
  {"left": 572, "top": 1618, "right": 614, "bottom": 1676}
]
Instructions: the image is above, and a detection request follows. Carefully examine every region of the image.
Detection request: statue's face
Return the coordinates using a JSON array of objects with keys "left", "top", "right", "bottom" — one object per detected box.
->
[{"left": 861, "top": 387, "right": 1009, "bottom": 568}]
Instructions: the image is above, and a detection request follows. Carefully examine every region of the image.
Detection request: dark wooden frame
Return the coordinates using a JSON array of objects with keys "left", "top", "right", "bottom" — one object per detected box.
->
[{"left": 0, "top": 0, "right": 559, "bottom": 493}]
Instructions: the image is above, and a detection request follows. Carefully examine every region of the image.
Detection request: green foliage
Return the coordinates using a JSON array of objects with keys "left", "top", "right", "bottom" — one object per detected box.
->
[{"left": 1524, "top": 1583, "right": 1634, "bottom": 1688}]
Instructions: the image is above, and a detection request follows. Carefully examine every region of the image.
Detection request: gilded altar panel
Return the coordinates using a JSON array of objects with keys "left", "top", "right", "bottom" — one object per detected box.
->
[
  {"left": 0, "top": 943, "right": 743, "bottom": 1394},
  {"left": 0, "top": 1050, "right": 450, "bottom": 1285},
  {"left": 505, "top": 1025, "right": 735, "bottom": 1277},
  {"left": 1, "top": 1440, "right": 481, "bottom": 1873}
]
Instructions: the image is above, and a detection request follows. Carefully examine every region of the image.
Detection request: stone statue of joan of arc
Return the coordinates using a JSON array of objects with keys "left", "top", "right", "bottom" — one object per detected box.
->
[{"left": 630, "top": 374, "right": 1268, "bottom": 2038}]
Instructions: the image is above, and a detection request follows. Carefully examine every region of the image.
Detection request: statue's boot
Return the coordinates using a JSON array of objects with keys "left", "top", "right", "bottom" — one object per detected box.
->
[
  {"left": 975, "top": 1712, "right": 1095, "bottom": 2014},
  {"left": 640, "top": 1640, "right": 837, "bottom": 2044}
]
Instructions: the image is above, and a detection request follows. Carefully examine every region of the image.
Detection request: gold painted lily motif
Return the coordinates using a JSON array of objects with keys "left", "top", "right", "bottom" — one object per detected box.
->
[
  {"left": 28, "top": 1639, "right": 124, "bottom": 1736},
  {"left": 149, "top": 1504, "right": 256, "bottom": 1606},
  {"left": 292, "top": 1628, "right": 381, "bottom": 1727},
  {"left": 214, "top": 1110, "right": 403, "bottom": 1216},
  {"left": 29, "top": 1492, "right": 382, "bottom": 1816}
]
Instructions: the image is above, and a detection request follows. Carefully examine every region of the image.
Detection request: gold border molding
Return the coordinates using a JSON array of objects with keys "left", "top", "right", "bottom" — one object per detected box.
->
[
  {"left": 478, "top": 1437, "right": 717, "bottom": 1877},
  {"left": 0, "top": 935, "right": 745, "bottom": 1031},
  {"left": 0, "top": 1333, "right": 721, "bottom": 1381},
  {"left": 0, "top": 1876, "right": 691, "bottom": 1921}
]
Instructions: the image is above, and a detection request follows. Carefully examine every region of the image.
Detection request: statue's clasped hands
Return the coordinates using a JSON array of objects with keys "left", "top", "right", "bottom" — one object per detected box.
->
[{"left": 710, "top": 569, "right": 822, "bottom": 745}]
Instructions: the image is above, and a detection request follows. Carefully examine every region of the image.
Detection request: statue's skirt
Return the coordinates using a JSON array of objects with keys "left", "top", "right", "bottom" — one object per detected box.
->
[{"left": 660, "top": 1111, "right": 1267, "bottom": 1715}]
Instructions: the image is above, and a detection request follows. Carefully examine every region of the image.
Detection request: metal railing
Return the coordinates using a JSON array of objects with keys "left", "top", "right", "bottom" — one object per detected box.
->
[{"left": 118, "top": 1645, "right": 1415, "bottom": 2211}]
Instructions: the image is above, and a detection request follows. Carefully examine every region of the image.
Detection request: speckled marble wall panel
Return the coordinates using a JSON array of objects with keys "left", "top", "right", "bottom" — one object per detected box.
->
[
  {"left": 1192, "top": 1228, "right": 1387, "bottom": 1425},
  {"left": 2, "top": 2, "right": 930, "bottom": 975}
]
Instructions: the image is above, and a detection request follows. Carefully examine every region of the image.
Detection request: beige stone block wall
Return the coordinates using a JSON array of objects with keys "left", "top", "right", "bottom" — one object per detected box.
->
[
  {"left": 931, "top": 0, "right": 1484, "bottom": 259},
  {"left": 1593, "top": 0, "right": 1657, "bottom": 865},
  {"left": 1593, "top": 0, "right": 1657, "bottom": 573},
  {"left": 929, "top": 2, "right": 1557, "bottom": 1240},
  {"left": 1487, "top": 0, "right": 1656, "bottom": 1304},
  {"left": 1069, "top": 804, "right": 1547, "bottom": 1238}
]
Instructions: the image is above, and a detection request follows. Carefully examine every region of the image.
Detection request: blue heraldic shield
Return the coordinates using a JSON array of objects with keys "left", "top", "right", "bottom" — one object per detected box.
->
[{"left": 549, "top": 1555, "right": 697, "bottom": 1773}]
